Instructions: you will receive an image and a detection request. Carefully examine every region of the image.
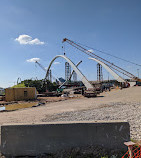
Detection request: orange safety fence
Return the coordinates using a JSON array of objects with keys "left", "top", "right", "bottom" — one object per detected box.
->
[{"left": 122, "top": 144, "right": 141, "bottom": 158}]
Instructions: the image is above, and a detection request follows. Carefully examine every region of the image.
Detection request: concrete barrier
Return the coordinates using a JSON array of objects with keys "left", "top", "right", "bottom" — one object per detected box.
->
[{"left": 1, "top": 121, "right": 130, "bottom": 156}]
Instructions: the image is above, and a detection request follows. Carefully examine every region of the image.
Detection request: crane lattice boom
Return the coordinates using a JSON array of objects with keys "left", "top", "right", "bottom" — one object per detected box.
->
[{"left": 63, "top": 38, "right": 141, "bottom": 82}]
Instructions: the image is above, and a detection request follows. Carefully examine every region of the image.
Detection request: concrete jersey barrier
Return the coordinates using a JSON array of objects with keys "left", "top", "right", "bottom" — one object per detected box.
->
[{"left": 1, "top": 121, "right": 130, "bottom": 156}]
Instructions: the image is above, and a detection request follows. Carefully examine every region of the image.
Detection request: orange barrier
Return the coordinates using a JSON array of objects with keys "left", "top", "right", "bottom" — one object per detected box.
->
[{"left": 122, "top": 141, "right": 141, "bottom": 158}]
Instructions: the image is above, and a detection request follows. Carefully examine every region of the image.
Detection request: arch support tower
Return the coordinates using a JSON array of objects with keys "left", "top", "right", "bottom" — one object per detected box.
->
[{"left": 89, "top": 58, "right": 125, "bottom": 83}]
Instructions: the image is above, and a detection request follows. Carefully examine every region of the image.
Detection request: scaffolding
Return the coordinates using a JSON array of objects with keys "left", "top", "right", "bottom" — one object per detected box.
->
[
  {"left": 97, "top": 63, "right": 103, "bottom": 82},
  {"left": 65, "top": 62, "right": 71, "bottom": 81}
]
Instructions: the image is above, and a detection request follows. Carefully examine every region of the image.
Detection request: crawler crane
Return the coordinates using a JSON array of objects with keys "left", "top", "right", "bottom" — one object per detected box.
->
[{"left": 63, "top": 38, "right": 141, "bottom": 83}]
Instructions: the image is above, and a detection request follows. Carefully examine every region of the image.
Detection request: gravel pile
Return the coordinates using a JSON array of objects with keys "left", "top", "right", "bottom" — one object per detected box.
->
[
  {"left": 42, "top": 101, "right": 141, "bottom": 140},
  {"left": 0, "top": 87, "right": 141, "bottom": 141}
]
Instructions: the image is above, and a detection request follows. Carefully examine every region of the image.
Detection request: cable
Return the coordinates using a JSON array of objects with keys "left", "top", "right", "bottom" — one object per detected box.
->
[
  {"left": 75, "top": 41, "right": 141, "bottom": 67},
  {"left": 63, "top": 38, "right": 137, "bottom": 79}
]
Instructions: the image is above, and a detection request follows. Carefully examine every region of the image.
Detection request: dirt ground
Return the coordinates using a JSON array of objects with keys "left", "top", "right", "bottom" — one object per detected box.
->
[{"left": 0, "top": 86, "right": 141, "bottom": 140}]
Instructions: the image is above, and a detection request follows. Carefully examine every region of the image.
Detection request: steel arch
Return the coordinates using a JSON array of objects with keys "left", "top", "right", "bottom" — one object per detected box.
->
[
  {"left": 45, "top": 55, "right": 94, "bottom": 90},
  {"left": 89, "top": 58, "right": 125, "bottom": 82}
]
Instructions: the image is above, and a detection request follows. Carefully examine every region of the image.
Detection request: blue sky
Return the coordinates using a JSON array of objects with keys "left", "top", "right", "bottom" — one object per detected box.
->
[{"left": 0, "top": 0, "right": 141, "bottom": 87}]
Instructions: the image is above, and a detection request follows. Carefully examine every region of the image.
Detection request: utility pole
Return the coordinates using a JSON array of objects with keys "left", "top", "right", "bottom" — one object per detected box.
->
[
  {"left": 137, "top": 69, "right": 139, "bottom": 78},
  {"left": 108, "top": 72, "right": 109, "bottom": 82}
]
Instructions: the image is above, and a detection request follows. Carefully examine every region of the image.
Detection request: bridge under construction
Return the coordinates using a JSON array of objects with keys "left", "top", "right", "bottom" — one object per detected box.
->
[{"left": 34, "top": 38, "right": 141, "bottom": 97}]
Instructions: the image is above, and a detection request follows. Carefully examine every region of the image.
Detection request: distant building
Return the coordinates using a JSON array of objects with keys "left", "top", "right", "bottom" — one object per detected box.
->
[
  {"left": 73, "top": 71, "right": 77, "bottom": 81},
  {"left": 5, "top": 87, "right": 37, "bottom": 102},
  {"left": 58, "top": 77, "right": 65, "bottom": 83}
]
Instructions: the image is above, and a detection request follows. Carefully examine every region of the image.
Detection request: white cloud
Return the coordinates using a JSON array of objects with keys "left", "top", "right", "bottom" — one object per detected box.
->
[
  {"left": 26, "top": 58, "right": 40, "bottom": 63},
  {"left": 53, "top": 62, "right": 61, "bottom": 65},
  {"left": 88, "top": 49, "right": 94, "bottom": 53},
  {"left": 15, "top": 34, "right": 45, "bottom": 45}
]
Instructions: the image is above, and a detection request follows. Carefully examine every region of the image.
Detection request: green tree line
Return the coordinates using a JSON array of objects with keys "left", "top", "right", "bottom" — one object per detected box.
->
[{"left": 20, "top": 79, "right": 58, "bottom": 93}]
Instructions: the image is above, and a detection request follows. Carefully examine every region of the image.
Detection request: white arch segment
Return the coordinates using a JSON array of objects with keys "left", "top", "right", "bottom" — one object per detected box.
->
[
  {"left": 89, "top": 58, "right": 125, "bottom": 83},
  {"left": 45, "top": 55, "right": 94, "bottom": 90}
]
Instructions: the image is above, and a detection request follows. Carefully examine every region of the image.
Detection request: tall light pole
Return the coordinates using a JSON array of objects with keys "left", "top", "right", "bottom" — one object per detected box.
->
[
  {"left": 108, "top": 72, "right": 109, "bottom": 81},
  {"left": 137, "top": 69, "right": 139, "bottom": 78}
]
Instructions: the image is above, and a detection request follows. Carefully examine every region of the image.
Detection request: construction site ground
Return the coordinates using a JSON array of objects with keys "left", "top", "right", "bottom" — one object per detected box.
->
[{"left": 0, "top": 86, "right": 141, "bottom": 140}]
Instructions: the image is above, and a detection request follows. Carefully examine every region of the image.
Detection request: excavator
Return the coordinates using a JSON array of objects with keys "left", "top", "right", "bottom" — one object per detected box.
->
[{"left": 63, "top": 38, "right": 141, "bottom": 83}]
